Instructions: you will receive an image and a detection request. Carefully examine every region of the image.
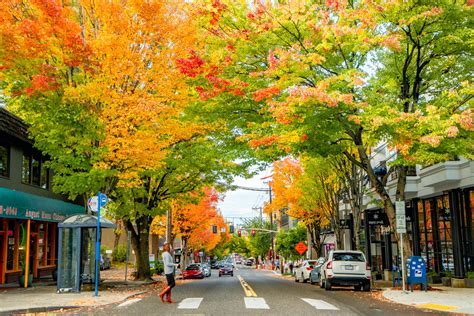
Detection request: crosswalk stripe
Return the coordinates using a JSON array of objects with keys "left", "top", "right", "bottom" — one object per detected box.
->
[
  {"left": 178, "top": 298, "right": 203, "bottom": 309},
  {"left": 117, "top": 298, "right": 142, "bottom": 308},
  {"left": 244, "top": 297, "right": 270, "bottom": 309},
  {"left": 301, "top": 298, "right": 339, "bottom": 310}
]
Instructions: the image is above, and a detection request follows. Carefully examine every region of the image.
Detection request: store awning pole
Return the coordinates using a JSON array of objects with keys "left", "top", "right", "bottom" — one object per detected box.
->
[{"left": 24, "top": 219, "right": 31, "bottom": 288}]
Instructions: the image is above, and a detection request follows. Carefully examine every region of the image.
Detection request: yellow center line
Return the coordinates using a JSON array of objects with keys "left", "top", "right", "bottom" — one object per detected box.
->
[{"left": 237, "top": 275, "right": 257, "bottom": 297}]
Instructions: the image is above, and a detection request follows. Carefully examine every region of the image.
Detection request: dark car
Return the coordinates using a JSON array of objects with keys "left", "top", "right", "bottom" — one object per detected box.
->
[
  {"left": 219, "top": 264, "right": 233, "bottom": 277},
  {"left": 182, "top": 264, "right": 204, "bottom": 279},
  {"left": 309, "top": 257, "right": 326, "bottom": 284},
  {"left": 210, "top": 260, "right": 219, "bottom": 269}
]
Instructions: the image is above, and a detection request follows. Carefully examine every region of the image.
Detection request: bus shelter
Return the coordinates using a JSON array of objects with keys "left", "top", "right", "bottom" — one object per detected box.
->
[{"left": 57, "top": 214, "right": 115, "bottom": 293}]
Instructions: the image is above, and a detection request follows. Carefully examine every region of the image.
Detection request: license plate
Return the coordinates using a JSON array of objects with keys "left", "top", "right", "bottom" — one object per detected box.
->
[{"left": 345, "top": 265, "right": 354, "bottom": 270}]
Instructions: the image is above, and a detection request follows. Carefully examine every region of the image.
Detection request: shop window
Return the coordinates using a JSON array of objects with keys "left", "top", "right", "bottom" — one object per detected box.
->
[
  {"left": 0, "top": 144, "right": 9, "bottom": 178},
  {"left": 6, "top": 220, "right": 18, "bottom": 271},
  {"left": 22, "top": 154, "right": 31, "bottom": 183},
  {"left": 22, "top": 153, "right": 49, "bottom": 189},
  {"left": 32, "top": 156, "right": 40, "bottom": 186}
]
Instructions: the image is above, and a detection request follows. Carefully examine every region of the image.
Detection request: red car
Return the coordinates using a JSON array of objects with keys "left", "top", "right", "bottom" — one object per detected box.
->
[{"left": 182, "top": 265, "right": 204, "bottom": 279}]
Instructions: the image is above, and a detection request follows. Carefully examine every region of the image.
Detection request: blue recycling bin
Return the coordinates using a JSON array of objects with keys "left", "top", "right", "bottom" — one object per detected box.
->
[{"left": 406, "top": 256, "right": 428, "bottom": 292}]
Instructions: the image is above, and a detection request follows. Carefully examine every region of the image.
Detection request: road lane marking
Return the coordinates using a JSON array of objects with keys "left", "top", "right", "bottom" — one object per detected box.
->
[
  {"left": 301, "top": 298, "right": 339, "bottom": 310},
  {"left": 178, "top": 298, "right": 203, "bottom": 309},
  {"left": 237, "top": 275, "right": 257, "bottom": 297},
  {"left": 244, "top": 297, "right": 270, "bottom": 309},
  {"left": 117, "top": 298, "right": 142, "bottom": 308}
]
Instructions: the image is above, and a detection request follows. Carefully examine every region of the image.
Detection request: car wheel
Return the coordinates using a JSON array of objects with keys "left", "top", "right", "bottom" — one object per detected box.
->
[
  {"left": 302, "top": 273, "right": 307, "bottom": 283},
  {"left": 319, "top": 277, "right": 324, "bottom": 288},
  {"left": 231, "top": 273, "right": 233, "bottom": 276},
  {"left": 295, "top": 274, "right": 299, "bottom": 282},
  {"left": 219, "top": 274, "right": 221, "bottom": 277},
  {"left": 363, "top": 283, "right": 371, "bottom": 292},
  {"left": 325, "top": 280, "right": 332, "bottom": 291},
  {"left": 354, "top": 285, "right": 362, "bottom": 291}
]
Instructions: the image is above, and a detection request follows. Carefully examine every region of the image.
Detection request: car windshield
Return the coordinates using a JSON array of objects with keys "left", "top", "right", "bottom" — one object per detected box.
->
[
  {"left": 333, "top": 253, "right": 365, "bottom": 262},
  {"left": 187, "top": 266, "right": 200, "bottom": 270}
]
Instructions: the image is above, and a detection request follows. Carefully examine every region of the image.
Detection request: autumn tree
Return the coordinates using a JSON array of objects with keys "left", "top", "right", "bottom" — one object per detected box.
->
[
  {"left": 184, "top": 0, "right": 473, "bottom": 255},
  {"left": 275, "top": 224, "right": 307, "bottom": 261}
]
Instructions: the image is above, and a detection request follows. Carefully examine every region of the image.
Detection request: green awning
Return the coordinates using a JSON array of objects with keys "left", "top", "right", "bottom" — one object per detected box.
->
[{"left": 0, "top": 187, "right": 85, "bottom": 222}]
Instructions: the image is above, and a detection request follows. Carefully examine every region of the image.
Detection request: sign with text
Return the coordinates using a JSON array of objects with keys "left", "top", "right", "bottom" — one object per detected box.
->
[
  {"left": 396, "top": 214, "right": 407, "bottom": 233},
  {"left": 295, "top": 241, "right": 308, "bottom": 255}
]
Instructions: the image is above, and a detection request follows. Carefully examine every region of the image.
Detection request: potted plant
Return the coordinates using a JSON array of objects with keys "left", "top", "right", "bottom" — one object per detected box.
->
[
  {"left": 427, "top": 271, "right": 442, "bottom": 284},
  {"left": 18, "top": 252, "right": 33, "bottom": 287},
  {"left": 441, "top": 271, "right": 453, "bottom": 287},
  {"left": 464, "top": 272, "right": 474, "bottom": 288}
]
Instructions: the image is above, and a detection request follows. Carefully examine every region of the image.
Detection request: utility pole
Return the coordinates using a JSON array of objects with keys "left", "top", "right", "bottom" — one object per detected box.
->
[{"left": 269, "top": 185, "right": 275, "bottom": 268}]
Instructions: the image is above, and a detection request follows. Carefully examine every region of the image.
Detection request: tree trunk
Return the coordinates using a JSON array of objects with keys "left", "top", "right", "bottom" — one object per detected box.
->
[
  {"left": 181, "top": 237, "right": 188, "bottom": 268},
  {"left": 113, "top": 220, "right": 122, "bottom": 251},
  {"left": 307, "top": 221, "right": 323, "bottom": 257},
  {"left": 125, "top": 216, "right": 152, "bottom": 280}
]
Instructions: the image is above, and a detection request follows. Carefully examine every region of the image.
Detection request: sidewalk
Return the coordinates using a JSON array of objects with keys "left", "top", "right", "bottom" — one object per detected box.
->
[
  {"left": 0, "top": 268, "right": 162, "bottom": 314},
  {"left": 382, "top": 286, "right": 474, "bottom": 314}
]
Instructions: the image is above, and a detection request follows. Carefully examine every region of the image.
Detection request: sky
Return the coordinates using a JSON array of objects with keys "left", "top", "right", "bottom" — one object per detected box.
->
[{"left": 217, "top": 166, "right": 273, "bottom": 227}]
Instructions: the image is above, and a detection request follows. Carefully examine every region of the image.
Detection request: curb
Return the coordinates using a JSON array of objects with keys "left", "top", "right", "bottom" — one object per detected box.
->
[{"left": 1, "top": 289, "right": 152, "bottom": 315}]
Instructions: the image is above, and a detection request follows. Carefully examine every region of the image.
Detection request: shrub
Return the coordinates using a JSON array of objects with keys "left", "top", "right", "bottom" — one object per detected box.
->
[
  {"left": 467, "top": 272, "right": 474, "bottom": 279},
  {"left": 153, "top": 261, "right": 164, "bottom": 275},
  {"left": 112, "top": 244, "right": 127, "bottom": 263}
]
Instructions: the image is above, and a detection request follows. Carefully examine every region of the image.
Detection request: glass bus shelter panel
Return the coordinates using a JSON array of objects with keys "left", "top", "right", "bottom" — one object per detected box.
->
[{"left": 57, "top": 228, "right": 81, "bottom": 293}]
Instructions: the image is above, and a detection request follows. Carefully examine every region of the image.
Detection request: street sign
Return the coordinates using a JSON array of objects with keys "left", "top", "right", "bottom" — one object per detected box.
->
[
  {"left": 295, "top": 241, "right": 307, "bottom": 255},
  {"left": 396, "top": 214, "right": 407, "bottom": 233},
  {"left": 88, "top": 194, "right": 109, "bottom": 213},
  {"left": 395, "top": 201, "right": 405, "bottom": 216}
]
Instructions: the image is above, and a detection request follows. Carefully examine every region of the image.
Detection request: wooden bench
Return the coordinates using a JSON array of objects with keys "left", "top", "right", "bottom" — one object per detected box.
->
[
  {"left": 4, "top": 269, "right": 22, "bottom": 283},
  {"left": 37, "top": 265, "right": 56, "bottom": 278}
]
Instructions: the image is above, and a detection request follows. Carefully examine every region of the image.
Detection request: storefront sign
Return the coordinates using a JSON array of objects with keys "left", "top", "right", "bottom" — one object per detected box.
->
[
  {"left": 367, "top": 210, "right": 389, "bottom": 226},
  {"left": 0, "top": 188, "right": 84, "bottom": 222}
]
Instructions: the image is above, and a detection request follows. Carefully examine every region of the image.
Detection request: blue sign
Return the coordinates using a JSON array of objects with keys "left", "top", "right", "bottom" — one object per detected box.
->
[
  {"left": 98, "top": 193, "right": 108, "bottom": 207},
  {"left": 406, "top": 256, "right": 428, "bottom": 292}
]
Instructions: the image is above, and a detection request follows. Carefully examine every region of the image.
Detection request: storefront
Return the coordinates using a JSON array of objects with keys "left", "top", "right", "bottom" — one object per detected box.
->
[
  {"left": 413, "top": 188, "right": 474, "bottom": 277},
  {"left": 0, "top": 188, "right": 85, "bottom": 285}
]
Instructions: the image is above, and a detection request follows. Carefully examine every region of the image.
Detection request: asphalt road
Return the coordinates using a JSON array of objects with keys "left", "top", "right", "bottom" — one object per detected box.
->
[{"left": 67, "top": 265, "right": 445, "bottom": 316}]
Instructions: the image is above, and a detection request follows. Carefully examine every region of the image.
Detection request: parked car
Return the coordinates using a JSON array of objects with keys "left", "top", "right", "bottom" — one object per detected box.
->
[
  {"left": 202, "top": 263, "right": 211, "bottom": 277},
  {"left": 294, "top": 260, "right": 319, "bottom": 283},
  {"left": 219, "top": 264, "right": 234, "bottom": 277},
  {"left": 319, "top": 250, "right": 371, "bottom": 291},
  {"left": 210, "top": 260, "right": 219, "bottom": 269},
  {"left": 309, "top": 257, "right": 326, "bottom": 285},
  {"left": 245, "top": 258, "right": 255, "bottom": 266},
  {"left": 182, "top": 264, "right": 204, "bottom": 279}
]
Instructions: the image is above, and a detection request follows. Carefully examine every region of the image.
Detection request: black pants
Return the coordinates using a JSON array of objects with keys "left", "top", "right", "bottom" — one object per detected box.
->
[{"left": 166, "top": 273, "right": 175, "bottom": 289}]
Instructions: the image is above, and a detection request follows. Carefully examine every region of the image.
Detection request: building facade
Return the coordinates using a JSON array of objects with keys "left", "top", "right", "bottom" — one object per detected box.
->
[
  {"left": 0, "top": 108, "right": 85, "bottom": 285},
  {"left": 347, "top": 142, "right": 474, "bottom": 279}
]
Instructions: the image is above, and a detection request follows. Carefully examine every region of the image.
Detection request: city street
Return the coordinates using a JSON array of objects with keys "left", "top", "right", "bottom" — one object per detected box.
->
[{"left": 65, "top": 266, "right": 443, "bottom": 316}]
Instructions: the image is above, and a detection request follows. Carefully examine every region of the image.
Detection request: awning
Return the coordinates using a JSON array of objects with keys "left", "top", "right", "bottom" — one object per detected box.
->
[
  {"left": 0, "top": 187, "right": 85, "bottom": 222},
  {"left": 59, "top": 214, "right": 116, "bottom": 228}
]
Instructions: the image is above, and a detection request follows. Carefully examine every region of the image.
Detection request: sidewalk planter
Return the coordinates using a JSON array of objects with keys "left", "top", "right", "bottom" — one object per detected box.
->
[
  {"left": 18, "top": 274, "right": 33, "bottom": 287},
  {"left": 441, "top": 277, "right": 452, "bottom": 287},
  {"left": 451, "top": 278, "right": 465, "bottom": 288},
  {"left": 464, "top": 278, "right": 474, "bottom": 288},
  {"left": 427, "top": 274, "right": 442, "bottom": 284}
]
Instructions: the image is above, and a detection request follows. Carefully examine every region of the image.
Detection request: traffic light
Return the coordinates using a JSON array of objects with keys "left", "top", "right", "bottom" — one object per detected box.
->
[
  {"left": 212, "top": 225, "right": 217, "bottom": 234},
  {"left": 229, "top": 225, "right": 234, "bottom": 234},
  {"left": 251, "top": 229, "right": 256, "bottom": 237},
  {"left": 237, "top": 230, "right": 241, "bottom": 237}
]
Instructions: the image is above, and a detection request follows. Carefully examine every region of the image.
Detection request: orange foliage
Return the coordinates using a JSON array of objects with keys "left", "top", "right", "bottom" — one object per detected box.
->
[
  {"left": 0, "top": 0, "right": 204, "bottom": 186},
  {"left": 151, "top": 188, "right": 227, "bottom": 252}
]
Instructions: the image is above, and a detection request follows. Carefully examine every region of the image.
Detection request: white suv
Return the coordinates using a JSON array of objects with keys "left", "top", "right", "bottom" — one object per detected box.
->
[
  {"left": 319, "top": 250, "right": 371, "bottom": 291},
  {"left": 294, "top": 260, "right": 319, "bottom": 283}
]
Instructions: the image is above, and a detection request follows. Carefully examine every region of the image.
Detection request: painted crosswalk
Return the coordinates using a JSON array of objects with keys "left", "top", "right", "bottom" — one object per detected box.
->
[
  {"left": 301, "top": 298, "right": 339, "bottom": 310},
  {"left": 177, "top": 297, "right": 203, "bottom": 309},
  {"left": 174, "top": 297, "right": 339, "bottom": 311},
  {"left": 244, "top": 297, "right": 270, "bottom": 309}
]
